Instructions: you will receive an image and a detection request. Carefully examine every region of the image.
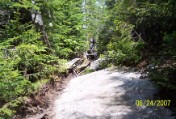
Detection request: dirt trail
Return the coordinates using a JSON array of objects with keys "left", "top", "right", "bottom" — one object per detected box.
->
[{"left": 51, "top": 69, "right": 174, "bottom": 119}]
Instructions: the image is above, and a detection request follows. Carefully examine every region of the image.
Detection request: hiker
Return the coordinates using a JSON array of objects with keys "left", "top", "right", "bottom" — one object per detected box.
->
[{"left": 89, "top": 37, "right": 96, "bottom": 52}]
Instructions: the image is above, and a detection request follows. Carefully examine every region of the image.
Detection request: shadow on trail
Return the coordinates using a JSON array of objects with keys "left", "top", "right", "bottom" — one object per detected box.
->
[
  {"left": 76, "top": 75, "right": 174, "bottom": 119},
  {"left": 108, "top": 75, "right": 174, "bottom": 119}
]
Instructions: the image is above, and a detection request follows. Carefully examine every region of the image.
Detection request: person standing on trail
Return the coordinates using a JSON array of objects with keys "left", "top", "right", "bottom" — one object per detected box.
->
[{"left": 89, "top": 37, "right": 96, "bottom": 52}]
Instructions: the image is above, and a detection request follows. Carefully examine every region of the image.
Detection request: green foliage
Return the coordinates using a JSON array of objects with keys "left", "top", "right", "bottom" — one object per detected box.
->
[
  {"left": 95, "top": 0, "right": 142, "bottom": 66},
  {"left": 151, "top": 32, "right": 176, "bottom": 90},
  {"left": 0, "top": 107, "right": 16, "bottom": 119},
  {"left": 0, "top": 0, "right": 78, "bottom": 118},
  {"left": 0, "top": 63, "right": 27, "bottom": 102},
  {"left": 97, "top": 0, "right": 176, "bottom": 66},
  {"left": 1, "top": 0, "right": 175, "bottom": 118},
  {"left": 82, "top": 68, "right": 95, "bottom": 74},
  {"left": 161, "top": 31, "right": 176, "bottom": 57},
  {"left": 100, "top": 19, "right": 142, "bottom": 65},
  {"left": 0, "top": 97, "right": 24, "bottom": 119},
  {"left": 40, "top": 0, "right": 86, "bottom": 58},
  {"left": 109, "top": 21, "right": 141, "bottom": 64},
  {"left": 150, "top": 67, "right": 176, "bottom": 89}
]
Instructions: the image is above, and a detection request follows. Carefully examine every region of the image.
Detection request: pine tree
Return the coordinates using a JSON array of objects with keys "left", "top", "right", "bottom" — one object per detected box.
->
[{"left": 0, "top": 0, "right": 85, "bottom": 118}]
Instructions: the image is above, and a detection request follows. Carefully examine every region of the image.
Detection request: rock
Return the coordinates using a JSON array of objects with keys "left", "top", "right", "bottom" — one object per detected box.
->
[
  {"left": 75, "top": 60, "right": 91, "bottom": 73},
  {"left": 89, "top": 58, "right": 105, "bottom": 70},
  {"left": 66, "top": 58, "right": 82, "bottom": 69}
]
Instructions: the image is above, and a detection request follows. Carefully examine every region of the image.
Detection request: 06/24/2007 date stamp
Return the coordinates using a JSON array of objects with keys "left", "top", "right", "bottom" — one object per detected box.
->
[{"left": 136, "top": 100, "right": 171, "bottom": 106}]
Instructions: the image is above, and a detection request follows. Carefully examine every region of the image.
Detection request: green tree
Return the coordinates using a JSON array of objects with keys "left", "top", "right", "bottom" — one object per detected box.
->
[
  {"left": 0, "top": 0, "right": 85, "bottom": 118},
  {"left": 97, "top": 0, "right": 176, "bottom": 65},
  {"left": 39, "top": 0, "right": 86, "bottom": 58}
]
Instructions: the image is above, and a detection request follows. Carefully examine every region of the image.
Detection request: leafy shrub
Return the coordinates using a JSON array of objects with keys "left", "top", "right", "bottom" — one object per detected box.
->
[
  {"left": 82, "top": 68, "right": 95, "bottom": 74},
  {"left": 106, "top": 21, "right": 142, "bottom": 65},
  {"left": 161, "top": 31, "right": 176, "bottom": 57},
  {"left": 0, "top": 0, "right": 84, "bottom": 118},
  {"left": 149, "top": 67, "right": 176, "bottom": 89}
]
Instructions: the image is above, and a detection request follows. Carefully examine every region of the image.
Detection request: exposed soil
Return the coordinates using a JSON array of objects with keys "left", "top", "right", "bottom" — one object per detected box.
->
[{"left": 13, "top": 73, "right": 75, "bottom": 119}]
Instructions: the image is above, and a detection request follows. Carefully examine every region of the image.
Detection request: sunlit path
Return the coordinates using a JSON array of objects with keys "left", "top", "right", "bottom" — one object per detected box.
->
[{"left": 53, "top": 69, "right": 174, "bottom": 119}]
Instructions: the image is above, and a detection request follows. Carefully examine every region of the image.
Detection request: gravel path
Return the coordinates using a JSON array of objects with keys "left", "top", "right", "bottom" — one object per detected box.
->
[{"left": 52, "top": 69, "right": 175, "bottom": 119}]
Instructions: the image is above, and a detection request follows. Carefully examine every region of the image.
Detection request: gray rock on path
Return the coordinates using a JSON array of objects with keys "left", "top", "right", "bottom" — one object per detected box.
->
[
  {"left": 66, "top": 58, "right": 82, "bottom": 69},
  {"left": 89, "top": 58, "right": 105, "bottom": 70},
  {"left": 52, "top": 69, "right": 174, "bottom": 119}
]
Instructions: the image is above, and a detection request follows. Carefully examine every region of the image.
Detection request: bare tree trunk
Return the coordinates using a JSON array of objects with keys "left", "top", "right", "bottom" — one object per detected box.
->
[
  {"left": 31, "top": 0, "right": 51, "bottom": 48},
  {"left": 41, "top": 24, "right": 51, "bottom": 48}
]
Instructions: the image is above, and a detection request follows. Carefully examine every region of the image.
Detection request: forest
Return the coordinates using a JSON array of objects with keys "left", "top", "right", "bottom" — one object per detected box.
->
[{"left": 0, "top": 0, "right": 176, "bottom": 118}]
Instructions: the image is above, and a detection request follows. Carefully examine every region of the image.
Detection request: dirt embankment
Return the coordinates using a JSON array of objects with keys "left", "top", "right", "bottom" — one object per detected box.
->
[{"left": 13, "top": 73, "right": 74, "bottom": 119}]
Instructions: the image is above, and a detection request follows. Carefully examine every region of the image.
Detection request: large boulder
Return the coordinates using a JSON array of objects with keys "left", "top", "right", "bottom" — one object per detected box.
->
[{"left": 89, "top": 58, "right": 105, "bottom": 70}]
